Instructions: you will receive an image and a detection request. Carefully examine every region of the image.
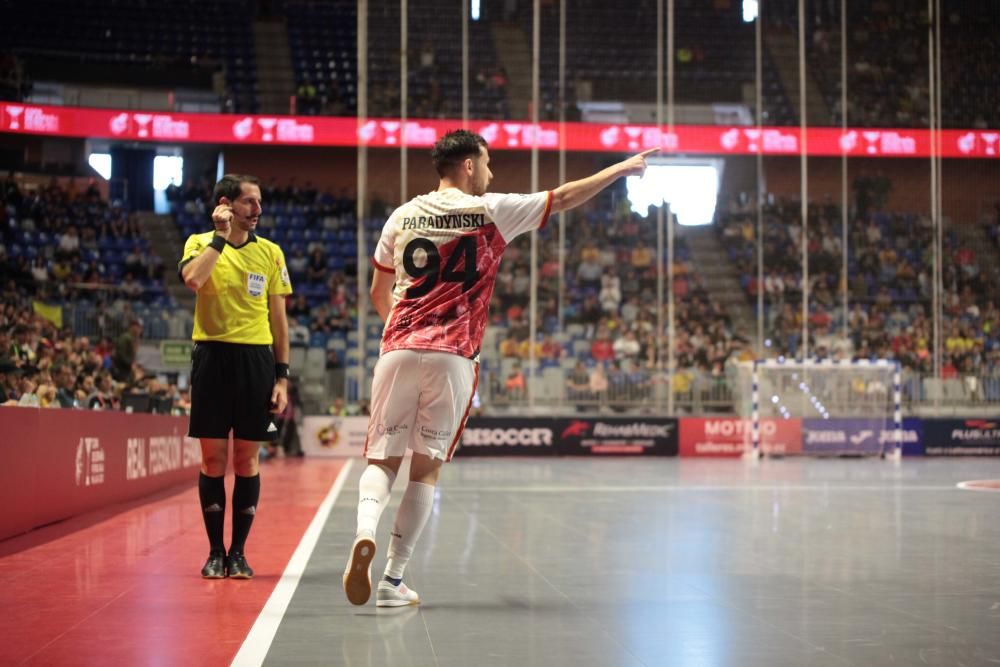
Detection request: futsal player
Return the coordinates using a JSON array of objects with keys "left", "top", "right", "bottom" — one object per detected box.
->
[
  {"left": 343, "top": 130, "right": 655, "bottom": 606},
  {"left": 179, "top": 174, "right": 292, "bottom": 579}
]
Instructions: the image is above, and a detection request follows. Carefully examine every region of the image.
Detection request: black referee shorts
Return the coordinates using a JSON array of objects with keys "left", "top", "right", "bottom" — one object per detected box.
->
[{"left": 188, "top": 342, "right": 280, "bottom": 442}]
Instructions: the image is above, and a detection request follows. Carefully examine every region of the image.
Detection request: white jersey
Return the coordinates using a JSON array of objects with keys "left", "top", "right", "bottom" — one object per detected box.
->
[{"left": 372, "top": 187, "right": 552, "bottom": 359}]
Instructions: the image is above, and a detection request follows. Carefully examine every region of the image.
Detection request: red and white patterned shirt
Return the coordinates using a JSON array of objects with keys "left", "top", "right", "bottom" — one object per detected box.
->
[{"left": 372, "top": 187, "right": 553, "bottom": 359}]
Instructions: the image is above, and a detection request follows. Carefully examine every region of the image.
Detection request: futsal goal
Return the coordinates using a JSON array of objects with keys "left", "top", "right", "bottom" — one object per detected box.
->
[{"left": 748, "top": 359, "right": 902, "bottom": 459}]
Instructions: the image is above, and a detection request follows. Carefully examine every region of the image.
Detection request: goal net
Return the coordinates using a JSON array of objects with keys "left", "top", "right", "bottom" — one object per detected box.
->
[{"left": 750, "top": 359, "right": 902, "bottom": 458}]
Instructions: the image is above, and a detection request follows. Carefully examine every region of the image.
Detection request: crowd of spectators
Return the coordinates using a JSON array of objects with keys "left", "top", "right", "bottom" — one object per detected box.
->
[
  {"left": 7, "top": 170, "right": 1000, "bottom": 413},
  {"left": 292, "top": 0, "right": 999, "bottom": 128},
  {"left": 716, "top": 182, "right": 1000, "bottom": 380},
  {"left": 0, "top": 175, "right": 189, "bottom": 412},
  {"left": 0, "top": 53, "right": 30, "bottom": 102},
  {"left": 804, "top": 0, "right": 998, "bottom": 129},
  {"left": 0, "top": 286, "right": 188, "bottom": 412},
  {"left": 485, "top": 192, "right": 750, "bottom": 404},
  {"left": 1, "top": 175, "right": 166, "bottom": 305}
]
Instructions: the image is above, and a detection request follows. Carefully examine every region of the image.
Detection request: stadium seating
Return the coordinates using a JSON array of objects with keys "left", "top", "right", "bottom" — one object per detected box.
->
[
  {"left": 805, "top": 0, "right": 998, "bottom": 128},
  {"left": 1, "top": 0, "right": 258, "bottom": 112},
  {"left": 714, "top": 191, "right": 1000, "bottom": 379},
  {"left": 285, "top": 0, "right": 503, "bottom": 118},
  {"left": 528, "top": 1, "right": 795, "bottom": 124}
]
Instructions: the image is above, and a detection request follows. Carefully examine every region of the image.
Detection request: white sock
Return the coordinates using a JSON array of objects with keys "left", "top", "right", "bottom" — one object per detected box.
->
[
  {"left": 384, "top": 481, "right": 436, "bottom": 580},
  {"left": 356, "top": 464, "right": 395, "bottom": 538}
]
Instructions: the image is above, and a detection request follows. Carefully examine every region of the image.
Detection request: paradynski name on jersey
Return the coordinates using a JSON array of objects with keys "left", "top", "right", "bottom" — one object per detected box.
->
[{"left": 401, "top": 213, "right": 486, "bottom": 231}]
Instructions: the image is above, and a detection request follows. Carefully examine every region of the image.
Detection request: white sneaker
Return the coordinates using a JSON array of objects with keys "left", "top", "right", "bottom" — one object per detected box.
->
[
  {"left": 376, "top": 578, "right": 420, "bottom": 607},
  {"left": 343, "top": 535, "right": 377, "bottom": 606}
]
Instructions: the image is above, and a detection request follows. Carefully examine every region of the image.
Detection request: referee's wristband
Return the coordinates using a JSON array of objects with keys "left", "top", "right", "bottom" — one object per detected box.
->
[
  {"left": 275, "top": 363, "right": 290, "bottom": 380},
  {"left": 208, "top": 235, "right": 227, "bottom": 253}
]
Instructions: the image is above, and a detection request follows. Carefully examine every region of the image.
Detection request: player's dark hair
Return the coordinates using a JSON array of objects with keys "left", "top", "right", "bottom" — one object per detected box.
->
[
  {"left": 212, "top": 174, "right": 260, "bottom": 205},
  {"left": 431, "top": 130, "right": 487, "bottom": 177}
]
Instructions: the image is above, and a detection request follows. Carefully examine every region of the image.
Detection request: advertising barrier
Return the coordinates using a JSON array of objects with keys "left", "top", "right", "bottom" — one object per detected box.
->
[
  {"left": 890, "top": 418, "right": 925, "bottom": 456},
  {"left": 0, "top": 407, "right": 199, "bottom": 541},
  {"left": 455, "top": 417, "right": 559, "bottom": 457},
  {"left": 553, "top": 417, "right": 678, "bottom": 456},
  {"left": 679, "top": 417, "right": 802, "bottom": 457},
  {"left": 2, "top": 103, "right": 998, "bottom": 158},
  {"left": 802, "top": 419, "right": 891, "bottom": 455},
  {"left": 800, "top": 418, "right": 924, "bottom": 455},
  {"left": 455, "top": 417, "right": 678, "bottom": 457},
  {"left": 923, "top": 418, "right": 1000, "bottom": 456},
  {"left": 294, "top": 415, "right": 966, "bottom": 458},
  {"left": 300, "top": 415, "right": 370, "bottom": 458}
]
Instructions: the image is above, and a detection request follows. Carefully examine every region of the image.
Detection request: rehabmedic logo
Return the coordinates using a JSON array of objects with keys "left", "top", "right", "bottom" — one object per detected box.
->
[
  {"left": 462, "top": 428, "right": 553, "bottom": 447},
  {"left": 75, "top": 437, "right": 105, "bottom": 487},
  {"left": 592, "top": 422, "right": 673, "bottom": 438}
]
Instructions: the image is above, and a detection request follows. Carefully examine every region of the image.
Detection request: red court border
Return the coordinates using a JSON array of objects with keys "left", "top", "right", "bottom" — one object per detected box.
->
[
  {"left": 956, "top": 480, "right": 1000, "bottom": 492},
  {"left": 1, "top": 458, "right": 346, "bottom": 666}
]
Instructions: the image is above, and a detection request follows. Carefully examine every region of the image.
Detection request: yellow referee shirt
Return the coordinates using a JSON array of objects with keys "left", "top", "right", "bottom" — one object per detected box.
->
[{"left": 180, "top": 232, "right": 293, "bottom": 344}]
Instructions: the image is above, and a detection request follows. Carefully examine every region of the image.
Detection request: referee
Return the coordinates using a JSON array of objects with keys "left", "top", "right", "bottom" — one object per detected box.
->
[{"left": 179, "top": 174, "right": 292, "bottom": 579}]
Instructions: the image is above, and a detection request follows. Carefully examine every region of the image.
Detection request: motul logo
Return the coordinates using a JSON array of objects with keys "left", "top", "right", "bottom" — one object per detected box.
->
[
  {"left": 704, "top": 420, "right": 774, "bottom": 437},
  {"left": 462, "top": 428, "right": 553, "bottom": 447}
]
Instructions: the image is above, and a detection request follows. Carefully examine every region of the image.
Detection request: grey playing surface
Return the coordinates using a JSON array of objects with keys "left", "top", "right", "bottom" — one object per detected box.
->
[{"left": 262, "top": 457, "right": 1000, "bottom": 666}]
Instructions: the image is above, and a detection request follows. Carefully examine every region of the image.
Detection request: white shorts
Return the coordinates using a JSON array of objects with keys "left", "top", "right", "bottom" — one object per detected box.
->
[{"left": 364, "top": 349, "right": 479, "bottom": 462}]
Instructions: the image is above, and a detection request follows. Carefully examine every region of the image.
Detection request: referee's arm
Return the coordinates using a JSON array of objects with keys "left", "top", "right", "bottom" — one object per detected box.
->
[
  {"left": 180, "top": 247, "right": 222, "bottom": 291},
  {"left": 268, "top": 293, "right": 290, "bottom": 414}
]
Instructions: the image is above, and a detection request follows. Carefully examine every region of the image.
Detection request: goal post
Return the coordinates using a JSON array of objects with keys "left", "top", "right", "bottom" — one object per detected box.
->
[{"left": 750, "top": 359, "right": 902, "bottom": 459}]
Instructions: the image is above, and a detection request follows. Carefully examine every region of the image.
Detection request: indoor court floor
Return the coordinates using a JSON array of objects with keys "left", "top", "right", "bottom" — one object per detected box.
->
[{"left": 4, "top": 456, "right": 1000, "bottom": 666}]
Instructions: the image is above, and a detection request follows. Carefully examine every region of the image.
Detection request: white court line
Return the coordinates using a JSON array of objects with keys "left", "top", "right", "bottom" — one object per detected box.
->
[
  {"left": 448, "top": 484, "right": 959, "bottom": 493},
  {"left": 231, "top": 458, "right": 354, "bottom": 667}
]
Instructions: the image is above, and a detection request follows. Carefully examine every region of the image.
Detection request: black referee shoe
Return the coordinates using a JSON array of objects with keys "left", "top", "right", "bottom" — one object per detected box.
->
[
  {"left": 201, "top": 550, "right": 227, "bottom": 579},
  {"left": 226, "top": 552, "right": 254, "bottom": 579}
]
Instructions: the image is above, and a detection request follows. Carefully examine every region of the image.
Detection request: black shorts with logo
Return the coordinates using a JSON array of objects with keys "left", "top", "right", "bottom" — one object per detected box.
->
[{"left": 188, "top": 342, "right": 280, "bottom": 441}]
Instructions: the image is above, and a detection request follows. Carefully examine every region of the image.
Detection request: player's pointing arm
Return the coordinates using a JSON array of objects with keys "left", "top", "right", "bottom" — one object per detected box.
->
[{"left": 549, "top": 148, "right": 659, "bottom": 213}]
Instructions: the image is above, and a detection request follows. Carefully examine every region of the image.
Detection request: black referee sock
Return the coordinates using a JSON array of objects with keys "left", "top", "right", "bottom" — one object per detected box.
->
[
  {"left": 231, "top": 474, "right": 261, "bottom": 555},
  {"left": 198, "top": 473, "right": 227, "bottom": 553}
]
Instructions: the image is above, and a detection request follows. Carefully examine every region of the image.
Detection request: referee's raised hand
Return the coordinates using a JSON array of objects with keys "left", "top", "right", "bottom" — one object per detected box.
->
[{"left": 212, "top": 204, "right": 234, "bottom": 240}]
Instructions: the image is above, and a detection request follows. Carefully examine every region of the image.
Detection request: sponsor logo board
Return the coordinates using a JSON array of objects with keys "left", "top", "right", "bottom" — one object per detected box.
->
[
  {"left": 802, "top": 419, "right": 902, "bottom": 454},
  {"left": 1, "top": 103, "right": 996, "bottom": 159},
  {"left": 679, "top": 418, "right": 801, "bottom": 457},
  {"left": 456, "top": 418, "right": 556, "bottom": 457},
  {"left": 924, "top": 419, "right": 1000, "bottom": 456},
  {"left": 554, "top": 418, "right": 677, "bottom": 456},
  {"left": 301, "top": 416, "right": 370, "bottom": 457}
]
